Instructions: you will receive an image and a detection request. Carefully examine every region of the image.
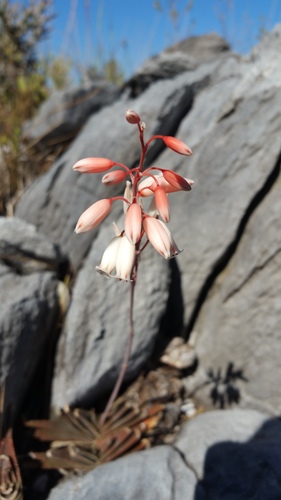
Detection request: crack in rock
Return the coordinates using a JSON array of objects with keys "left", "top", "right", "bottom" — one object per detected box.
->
[{"left": 186, "top": 145, "right": 281, "bottom": 336}]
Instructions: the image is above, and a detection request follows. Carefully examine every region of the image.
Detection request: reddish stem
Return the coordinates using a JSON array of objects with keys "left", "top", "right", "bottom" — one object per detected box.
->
[{"left": 100, "top": 271, "right": 136, "bottom": 425}]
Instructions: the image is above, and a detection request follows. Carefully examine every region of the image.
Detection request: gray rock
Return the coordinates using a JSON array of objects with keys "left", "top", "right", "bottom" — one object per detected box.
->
[
  {"left": 0, "top": 217, "right": 60, "bottom": 420},
  {"left": 176, "top": 409, "right": 269, "bottom": 478},
  {"left": 0, "top": 216, "right": 63, "bottom": 273},
  {"left": 47, "top": 445, "right": 197, "bottom": 500},
  {"left": 176, "top": 409, "right": 281, "bottom": 499},
  {"left": 125, "top": 52, "right": 196, "bottom": 97},
  {"left": 185, "top": 157, "right": 281, "bottom": 415},
  {"left": 165, "top": 33, "right": 230, "bottom": 61},
  {"left": 152, "top": 34, "right": 281, "bottom": 329},
  {"left": 23, "top": 80, "right": 120, "bottom": 148},
  {"left": 126, "top": 33, "right": 231, "bottom": 97},
  {"left": 48, "top": 408, "right": 281, "bottom": 500}
]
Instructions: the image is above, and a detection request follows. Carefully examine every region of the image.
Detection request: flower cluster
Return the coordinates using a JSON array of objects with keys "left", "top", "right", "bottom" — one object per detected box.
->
[{"left": 73, "top": 110, "right": 193, "bottom": 281}]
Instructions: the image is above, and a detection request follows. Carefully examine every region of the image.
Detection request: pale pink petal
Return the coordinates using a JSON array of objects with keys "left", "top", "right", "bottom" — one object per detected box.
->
[
  {"left": 115, "top": 236, "right": 136, "bottom": 281},
  {"left": 163, "top": 136, "right": 192, "bottom": 156},
  {"left": 124, "top": 202, "right": 142, "bottom": 244},
  {"left": 73, "top": 157, "right": 115, "bottom": 173},
  {"left": 143, "top": 216, "right": 181, "bottom": 259},
  {"left": 138, "top": 176, "right": 156, "bottom": 197},
  {"left": 102, "top": 170, "right": 127, "bottom": 185},
  {"left": 75, "top": 198, "right": 112, "bottom": 233},
  {"left": 139, "top": 173, "right": 194, "bottom": 197},
  {"left": 154, "top": 186, "right": 170, "bottom": 222},
  {"left": 163, "top": 170, "right": 192, "bottom": 191}
]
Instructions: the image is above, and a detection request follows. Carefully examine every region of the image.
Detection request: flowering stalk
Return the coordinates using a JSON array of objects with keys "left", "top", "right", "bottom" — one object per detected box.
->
[{"left": 73, "top": 109, "right": 194, "bottom": 422}]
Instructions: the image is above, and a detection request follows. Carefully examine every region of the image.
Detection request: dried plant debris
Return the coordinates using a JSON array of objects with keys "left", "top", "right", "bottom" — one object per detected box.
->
[
  {"left": 26, "top": 338, "right": 202, "bottom": 474},
  {"left": 26, "top": 399, "right": 164, "bottom": 473},
  {"left": 0, "top": 429, "right": 23, "bottom": 500}
]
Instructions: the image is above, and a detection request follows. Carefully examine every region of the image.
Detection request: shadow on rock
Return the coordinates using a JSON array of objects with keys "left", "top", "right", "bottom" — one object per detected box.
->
[
  {"left": 207, "top": 362, "right": 248, "bottom": 409},
  {"left": 195, "top": 417, "right": 281, "bottom": 499}
]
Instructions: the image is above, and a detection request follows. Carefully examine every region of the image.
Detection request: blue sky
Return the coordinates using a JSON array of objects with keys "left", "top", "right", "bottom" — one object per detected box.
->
[{"left": 39, "top": 0, "right": 281, "bottom": 79}]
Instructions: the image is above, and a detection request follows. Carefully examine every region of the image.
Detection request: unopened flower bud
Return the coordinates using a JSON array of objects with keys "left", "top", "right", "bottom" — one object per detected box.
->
[
  {"left": 75, "top": 198, "right": 112, "bottom": 233},
  {"left": 73, "top": 157, "right": 115, "bottom": 173},
  {"left": 125, "top": 202, "right": 142, "bottom": 244},
  {"left": 163, "top": 170, "right": 192, "bottom": 191},
  {"left": 143, "top": 216, "right": 181, "bottom": 259},
  {"left": 163, "top": 136, "right": 192, "bottom": 156},
  {"left": 154, "top": 186, "right": 170, "bottom": 222},
  {"left": 102, "top": 170, "right": 127, "bottom": 185},
  {"left": 125, "top": 109, "right": 140, "bottom": 124}
]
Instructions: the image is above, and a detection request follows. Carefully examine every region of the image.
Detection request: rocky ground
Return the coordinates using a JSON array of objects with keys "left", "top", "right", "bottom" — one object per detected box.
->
[{"left": 1, "top": 28, "right": 281, "bottom": 499}]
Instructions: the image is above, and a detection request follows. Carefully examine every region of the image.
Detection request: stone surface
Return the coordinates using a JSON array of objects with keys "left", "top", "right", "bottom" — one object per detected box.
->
[
  {"left": 154, "top": 49, "right": 281, "bottom": 328},
  {"left": 126, "top": 33, "right": 230, "bottom": 97},
  {"left": 0, "top": 216, "right": 63, "bottom": 273},
  {"left": 16, "top": 29, "right": 281, "bottom": 416},
  {"left": 0, "top": 218, "right": 60, "bottom": 420},
  {"left": 47, "top": 445, "right": 197, "bottom": 500},
  {"left": 185, "top": 155, "right": 281, "bottom": 414},
  {"left": 23, "top": 80, "right": 120, "bottom": 148},
  {"left": 47, "top": 408, "right": 281, "bottom": 500},
  {"left": 165, "top": 32, "right": 230, "bottom": 61},
  {"left": 176, "top": 409, "right": 281, "bottom": 499},
  {"left": 6, "top": 28, "right": 281, "bottom": 498},
  {"left": 126, "top": 52, "right": 196, "bottom": 97}
]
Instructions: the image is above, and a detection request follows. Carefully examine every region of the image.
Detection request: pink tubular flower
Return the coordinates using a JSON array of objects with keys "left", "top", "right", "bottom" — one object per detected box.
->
[
  {"left": 102, "top": 170, "right": 127, "bottom": 185},
  {"left": 163, "top": 170, "right": 192, "bottom": 191},
  {"left": 154, "top": 186, "right": 170, "bottom": 222},
  {"left": 162, "top": 136, "right": 192, "bottom": 156},
  {"left": 115, "top": 236, "right": 136, "bottom": 281},
  {"left": 138, "top": 173, "right": 194, "bottom": 197},
  {"left": 125, "top": 109, "right": 141, "bottom": 124},
  {"left": 75, "top": 198, "right": 112, "bottom": 233},
  {"left": 73, "top": 157, "right": 115, "bottom": 173},
  {"left": 124, "top": 202, "right": 142, "bottom": 244},
  {"left": 143, "top": 216, "right": 181, "bottom": 259}
]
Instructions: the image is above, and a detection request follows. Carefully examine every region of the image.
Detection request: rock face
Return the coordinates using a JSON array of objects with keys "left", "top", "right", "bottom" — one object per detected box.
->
[
  {"left": 0, "top": 217, "right": 62, "bottom": 420},
  {"left": 48, "top": 409, "right": 281, "bottom": 499},
  {"left": 11, "top": 26, "right": 281, "bottom": 497},
  {"left": 23, "top": 80, "right": 120, "bottom": 149},
  {"left": 126, "top": 33, "right": 231, "bottom": 96},
  {"left": 15, "top": 26, "right": 281, "bottom": 417}
]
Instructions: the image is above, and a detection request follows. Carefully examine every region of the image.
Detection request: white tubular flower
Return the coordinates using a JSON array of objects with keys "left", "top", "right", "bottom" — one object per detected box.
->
[
  {"left": 96, "top": 236, "right": 121, "bottom": 277},
  {"left": 143, "top": 216, "right": 182, "bottom": 259},
  {"left": 147, "top": 196, "right": 158, "bottom": 217},
  {"left": 115, "top": 235, "right": 136, "bottom": 281},
  {"left": 123, "top": 181, "right": 133, "bottom": 213}
]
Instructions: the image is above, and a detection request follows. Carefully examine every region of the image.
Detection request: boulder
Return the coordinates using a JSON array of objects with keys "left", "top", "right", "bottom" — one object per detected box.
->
[
  {"left": 126, "top": 33, "right": 231, "bottom": 96},
  {"left": 0, "top": 217, "right": 62, "bottom": 420},
  {"left": 47, "top": 445, "right": 197, "bottom": 500},
  {"left": 47, "top": 408, "right": 281, "bottom": 499},
  {"left": 16, "top": 28, "right": 281, "bottom": 415},
  {"left": 176, "top": 409, "right": 281, "bottom": 499},
  {"left": 23, "top": 80, "right": 121, "bottom": 149}
]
